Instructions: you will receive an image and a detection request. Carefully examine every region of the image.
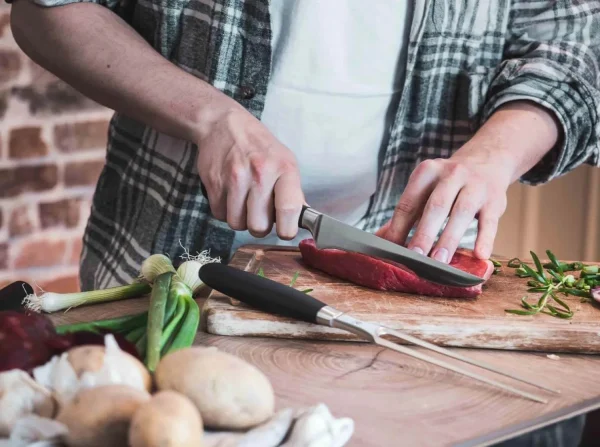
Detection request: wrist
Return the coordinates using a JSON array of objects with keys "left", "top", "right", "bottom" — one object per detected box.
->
[
  {"left": 191, "top": 88, "right": 242, "bottom": 143},
  {"left": 454, "top": 100, "right": 560, "bottom": 183}
]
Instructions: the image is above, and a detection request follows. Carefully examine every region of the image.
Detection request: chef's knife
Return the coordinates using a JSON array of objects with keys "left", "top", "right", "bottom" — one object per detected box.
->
[
  {"left": 200, "top": 184, "right": 483, "bottom": 287},
  {"left": 199, "top": 263, "right": 554, "bottom": 403}
]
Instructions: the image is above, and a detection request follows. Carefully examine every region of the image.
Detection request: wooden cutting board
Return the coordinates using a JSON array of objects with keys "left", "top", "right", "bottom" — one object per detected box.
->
[{"left": 202, "top": 245, "right": 600, "bottom": 354}]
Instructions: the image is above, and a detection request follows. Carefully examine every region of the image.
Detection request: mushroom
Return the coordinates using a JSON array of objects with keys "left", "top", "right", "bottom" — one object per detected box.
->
[
  {"left": 155, "top": 346, "right": 275, "bottom": 430},
  {"left": 56, "top": 384, "right": 149, "bottom": 447},
  {"left": 129, "top": 390, "right": 203, "bottom": 447}
]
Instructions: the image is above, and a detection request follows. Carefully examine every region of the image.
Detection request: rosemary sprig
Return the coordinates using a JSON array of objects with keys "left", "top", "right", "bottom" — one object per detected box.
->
[
  {"left": 505, "top": 250, "right": 582, "bottom": 319},
  {"left": 256, "top": 268, "right": 312, "bottom": 294}
]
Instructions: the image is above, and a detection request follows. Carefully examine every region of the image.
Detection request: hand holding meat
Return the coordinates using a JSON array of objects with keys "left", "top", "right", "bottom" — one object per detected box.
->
[
  {"left": 195, "top": 97, "right": 305, "bottom": 240},
  {"left": 377, "top": 101, "right": 561, "bottom": 262},
  {"left": 377, "top": 154, "right": 509, "bottom": 264}
]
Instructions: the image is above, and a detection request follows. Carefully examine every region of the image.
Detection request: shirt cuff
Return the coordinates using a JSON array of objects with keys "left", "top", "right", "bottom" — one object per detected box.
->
[{"left": 481, "top": 59, "right": 600, "bottom": 185}]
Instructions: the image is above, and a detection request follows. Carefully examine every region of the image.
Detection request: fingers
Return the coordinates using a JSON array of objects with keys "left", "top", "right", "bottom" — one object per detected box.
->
[
  {"left": 273, "top": 169, "right": 304, "bottom": 240},
  {"left": 384, "top": 160, "right": 442, "bottom": 245},
  {"left": 225, "top": 164, "right": 250, "bottom": 231},
  {"left": 474, "top": 197, "right": 506, "bottom": 259},
  {"left": 430, "top": 186, "right": 485, "bottom": 262},
  {"left": 201, "top": 171, "right": 227, "bottom": 222},
  {"left": 246, "top": 158, "right": 276, "bottom": 238},
  {"left": 407, "top": 165, "right": 467, "bottom": 257}
]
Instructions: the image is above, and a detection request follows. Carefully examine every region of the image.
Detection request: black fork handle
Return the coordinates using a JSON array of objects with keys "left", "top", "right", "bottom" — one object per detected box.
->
[{"left": 199, "top": 263, "right": 326, "bottom": 323}]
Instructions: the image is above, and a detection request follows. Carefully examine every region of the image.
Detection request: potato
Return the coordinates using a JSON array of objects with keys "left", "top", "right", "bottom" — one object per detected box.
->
[
  {"left": 67, "top": 345, "right": 152, "bottom": 392},
  {"left": 57, "top": 384, "right": 149, "bottom": 447},
  {"left": 155, "top": 347, "right": 275, "bottom": 430},
  {"left": 129, "top": 391, "right": 203, "bottom": 447}
]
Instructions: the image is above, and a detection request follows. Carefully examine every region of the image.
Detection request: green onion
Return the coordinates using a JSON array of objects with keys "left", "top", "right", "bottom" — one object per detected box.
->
[
  {"left": 159, "top": 280, "right": 192, "bottom": 353},
  {"left": 140, "top": 254, "right": 176, "bottom": 283},
  {"left": 165, "top": 295, "right": 199, "bottom": 354},
  {"left": 145, "top": 271, "right": 172, "bottom": 371},
  {"left": 56, "top": 311, "right": 148, "bottom": 335},
  {"left": 125, "top": 326, "right": 146, "bottom": 344},
  {"left": 23, "top": 282, "right": 151, "bottom": 314}
]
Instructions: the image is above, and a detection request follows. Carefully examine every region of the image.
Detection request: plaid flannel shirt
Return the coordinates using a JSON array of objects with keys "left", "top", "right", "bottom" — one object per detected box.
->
[{"left": 32, "top": 0, "right": 600, "bottom": 290}]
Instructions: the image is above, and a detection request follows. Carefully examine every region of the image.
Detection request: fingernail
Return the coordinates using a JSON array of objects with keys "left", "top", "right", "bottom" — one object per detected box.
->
[
  {"left": 411, "top": 246, "right": 424, "bottom": 255},
  {"left": 433, "top": 248, "right": 449, "bottom": 263}
]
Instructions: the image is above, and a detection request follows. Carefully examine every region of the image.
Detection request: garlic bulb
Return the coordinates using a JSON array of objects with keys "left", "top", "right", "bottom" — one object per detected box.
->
[
  {"left": 282, "top": 404, "right": 354, "bottom": 447},
  {"left": 0, "top": 370, "right": 56, "bottom": 437},
  {"left": 33, "top": 334, "right": 150, "bottom": 408},
  {"left": 9, "top": 415, "right": 67, "bottom": 447}
]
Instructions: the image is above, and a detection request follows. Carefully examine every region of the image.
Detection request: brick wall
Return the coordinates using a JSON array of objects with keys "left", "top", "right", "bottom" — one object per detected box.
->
[{"left": 0, "top": 4, "right": 113, "bottom": 293}]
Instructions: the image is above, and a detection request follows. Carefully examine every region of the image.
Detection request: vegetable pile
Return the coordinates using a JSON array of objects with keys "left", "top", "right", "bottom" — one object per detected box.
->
[
  {"left": 0, "top": 247, "right": 355, "bottom": 446},
  {"left": 503, "top": 249, "right": 600, "bottom": 319},
  {"left": 24, "top": 250, "right": 220, "bottom": 371},
  {"left": 0, "top": 331, "right": 278, "bottom": 446}
]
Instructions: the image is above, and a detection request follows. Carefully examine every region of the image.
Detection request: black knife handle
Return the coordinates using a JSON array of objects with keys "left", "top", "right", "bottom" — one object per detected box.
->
[
  {"left": 199, "top": 263, "right": 326, "bottom": 324},
  {"left": 200, "top": 181, "right": 309, "bottom": 228}
]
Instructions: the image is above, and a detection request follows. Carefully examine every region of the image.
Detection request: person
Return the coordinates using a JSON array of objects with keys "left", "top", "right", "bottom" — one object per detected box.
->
[{"left": 10, "top": 1, "right": 599, "bottom": 444}]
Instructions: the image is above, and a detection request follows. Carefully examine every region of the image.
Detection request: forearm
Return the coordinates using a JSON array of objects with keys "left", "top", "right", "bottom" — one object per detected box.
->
[
  {"left": 452, "top": 101, "right": 561, "bottom": 183},
  {"left": 10, "top": 0, "right": 228, "bottom": 143}
]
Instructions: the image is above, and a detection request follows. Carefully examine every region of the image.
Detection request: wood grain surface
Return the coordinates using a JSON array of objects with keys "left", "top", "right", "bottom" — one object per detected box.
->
[
  {"left": 204, "top": 245, "right": 600, "bottom": 353},
  {"left": 48, "top": 297, "right": 600, "bottom": 447},
  {"left": 45, "top": 256, "right": 600, "bottom": 447}
]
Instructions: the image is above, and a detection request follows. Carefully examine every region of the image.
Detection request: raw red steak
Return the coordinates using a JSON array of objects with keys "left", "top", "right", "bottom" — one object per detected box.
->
[{"left": 298, "top": 238, "right": 493, "bottom": 298}]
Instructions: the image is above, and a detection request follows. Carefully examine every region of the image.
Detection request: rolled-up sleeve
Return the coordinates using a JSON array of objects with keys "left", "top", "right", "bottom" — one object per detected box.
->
[
  {"left": 481, "top": 1, "right": 600, "bottom": 185},
  {"left": 24, "top": 0, "right": 134, "bottom": 19}
]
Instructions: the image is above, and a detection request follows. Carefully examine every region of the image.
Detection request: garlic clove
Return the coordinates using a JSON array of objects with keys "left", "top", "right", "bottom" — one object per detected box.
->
[{"left": 0, "top": 370, "right": 56, "bottom": 437}]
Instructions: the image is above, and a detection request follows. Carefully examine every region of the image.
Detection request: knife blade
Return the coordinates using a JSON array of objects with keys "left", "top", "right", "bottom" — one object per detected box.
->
[
  {"left": 199, "top": 184, "right": 484, "bottom": 287},
  {"left": 298, "top": 206, "right": 484, "bottom": 287}
]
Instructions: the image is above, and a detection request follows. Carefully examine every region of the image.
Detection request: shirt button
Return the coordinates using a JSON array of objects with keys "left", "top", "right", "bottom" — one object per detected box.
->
[{"left": 239, "top": 86, "right": 256, "bottom": 100}]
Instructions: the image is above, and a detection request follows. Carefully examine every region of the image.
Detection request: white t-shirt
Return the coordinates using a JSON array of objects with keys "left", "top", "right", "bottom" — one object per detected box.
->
[{"left": 231, "top": 0, "right": 412, "bottom": 254}]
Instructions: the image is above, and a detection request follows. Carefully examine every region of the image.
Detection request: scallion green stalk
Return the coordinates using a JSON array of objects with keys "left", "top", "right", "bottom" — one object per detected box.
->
[{"left": 145, "top": 271, "right": 172, "bottom": 371}]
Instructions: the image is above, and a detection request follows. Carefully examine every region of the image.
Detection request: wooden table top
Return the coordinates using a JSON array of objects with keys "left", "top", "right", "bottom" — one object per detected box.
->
[{"left": 49, "top": 293, "right": 600, "bottom": 447}]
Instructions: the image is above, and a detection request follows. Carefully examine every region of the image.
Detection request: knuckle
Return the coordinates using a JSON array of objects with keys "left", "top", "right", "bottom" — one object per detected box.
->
[
  {"left": 276, "top": 205, "right": 299, "bottom": 217},
  {"left": 394, "top": 199, "right": 417, "bottom": 216},
  {"left": 426, "top": 194, "right": 448, "bottom": 212},
  {"left": 278, "top": 157, "right": 298, "bottom": 174},
  {"left": 227, "top": 163, "right": 247, "bottom": 186},
  {"left": 445, "top": 162, "right": 467, "bottom": 178},
  {"left": 480, "top": 215, "right": 499, "bottom": 230},
  {"left": 412, "top": 159, "right": 436, "bottom": 177},
  {"left": 453, "top": 199, "right": 476, "bottom": 215},
  {"left": 205, "top": 173, "right": 221, "bottom": 191},
  {"left": 249, "top": 154, "right": 267, "bottom": 177}
]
